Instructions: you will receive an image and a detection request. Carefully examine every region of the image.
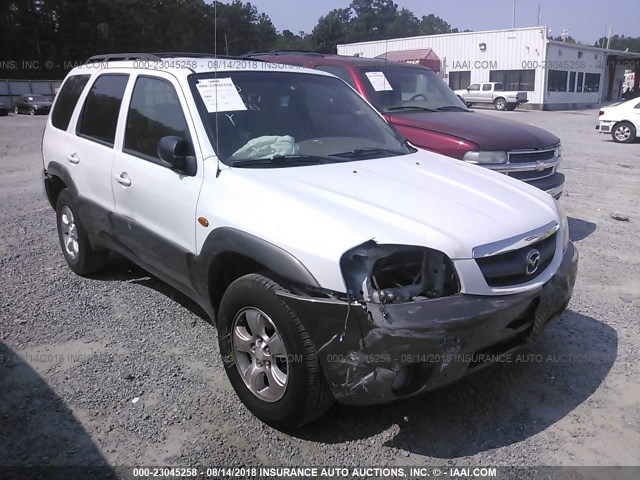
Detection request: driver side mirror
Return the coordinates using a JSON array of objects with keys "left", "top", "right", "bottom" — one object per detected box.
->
[{"left": 158, "top": 136, "right": 197, "bottom": 176}]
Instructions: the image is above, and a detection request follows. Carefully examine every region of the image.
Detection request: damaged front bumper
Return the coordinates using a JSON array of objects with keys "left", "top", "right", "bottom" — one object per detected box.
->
[{"left": 278, "top": 242, "right": 578, "bottom": 406}]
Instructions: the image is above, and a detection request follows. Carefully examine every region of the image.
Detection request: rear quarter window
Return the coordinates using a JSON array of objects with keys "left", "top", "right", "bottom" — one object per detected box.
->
[
  {"left": 77, "top": 74, "right": 129, "bottom": 146},
  {"left": 51, "top": 75, "right": 91, "bottom": 131}
]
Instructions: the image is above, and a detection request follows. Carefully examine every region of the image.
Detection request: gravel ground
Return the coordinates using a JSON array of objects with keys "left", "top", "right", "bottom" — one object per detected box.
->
[{"left": 0, "top": 108, "right": 639, "bottom": 473}]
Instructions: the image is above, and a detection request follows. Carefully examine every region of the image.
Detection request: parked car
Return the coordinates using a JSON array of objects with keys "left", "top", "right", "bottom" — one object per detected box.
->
[
  {"left": 250, "top": 52, "right": 563, "bottom": 198},
  {"left": 455, "top": 82, "right": 528, "bottom": 111},
  {"left": 597, "top": 97, "right": 640, "bottom": 143},
  {"left": 43, "top": 53, "right": 577, "bottom": 430},
  {"left": 0, "top": 101, "right": 8, "bottom": 116},
  {"left": 13, "top": 94, "right": 52, "bottom": 115}
]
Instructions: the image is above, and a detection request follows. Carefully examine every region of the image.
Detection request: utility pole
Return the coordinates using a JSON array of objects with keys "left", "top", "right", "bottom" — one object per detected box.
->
[
  {"left": 536, "top": 4, "right": 541, "bottom": 26},
  {"left": 512, "top": 0, "right": 516, "bottom": 29}
]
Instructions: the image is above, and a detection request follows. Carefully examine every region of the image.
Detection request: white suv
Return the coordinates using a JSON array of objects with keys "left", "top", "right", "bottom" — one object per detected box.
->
[{"left": 42, "top": 53, "right": 578, "bottom": 430}]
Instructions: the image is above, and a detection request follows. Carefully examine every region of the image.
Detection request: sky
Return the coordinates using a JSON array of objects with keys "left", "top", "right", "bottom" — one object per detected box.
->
[{"left": 243, "top": 0, "right": 640, "bottom": 45}]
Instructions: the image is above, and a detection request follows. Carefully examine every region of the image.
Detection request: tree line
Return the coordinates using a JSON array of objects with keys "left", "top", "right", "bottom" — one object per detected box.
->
[
  {"left": 0, "top": 0, "right": 463, "bottom": 78},
  {"left": 1, "top": 0, "right": 638, "bottom": 79}
]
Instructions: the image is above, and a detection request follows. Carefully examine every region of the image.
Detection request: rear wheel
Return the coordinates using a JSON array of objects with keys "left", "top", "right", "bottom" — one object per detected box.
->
[
  {"left": 218, "top": 273, "right": 334, "bottom": 430},
  {"left": 506, "top": 104, "right": 517, "bottom": 111},
  {"left": 494, "top": 98, "right": 507, "bottom": 111},
  {"left": 56, "top": 189, "right": 109, "bottom": 275},
  {"left": 466, "top": 102, "right": 474, "bottom": 108},
  {"left": 611, "top": 122, "right": 636, "bottom": 143}
]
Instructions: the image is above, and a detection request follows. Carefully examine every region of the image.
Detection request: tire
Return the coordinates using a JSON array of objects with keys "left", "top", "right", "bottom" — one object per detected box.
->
[
  {"left": 14, "top": 106, "right": 19, "bottom": 115},
  {"left": 29, "top": 107, "right": 35, "bottom": 116},
  {"left": 506, "top": 104, "right": 517, "bottom": 111},
  {"left": 494, "top": 98, "right": 507, "bottom": 111},
  {"left": 466, "top": 102, "right": 474, "bottom": 108},
  {"left": 55, "top": 189, "right": 109, "bottom": 275},
  {"left": 218, "top": 273, "right": 334, "bottom": 430},
  {"left": 611, "top": 121, "right": 636, "bottom": 143}
]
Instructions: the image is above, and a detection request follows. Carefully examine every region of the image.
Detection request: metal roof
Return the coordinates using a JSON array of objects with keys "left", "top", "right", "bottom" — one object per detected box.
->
[{"left": 375, "top": 48, "right": 439, "bottom": 62}]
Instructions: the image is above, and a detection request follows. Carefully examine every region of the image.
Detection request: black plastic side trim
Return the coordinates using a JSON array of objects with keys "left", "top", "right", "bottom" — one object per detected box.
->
[
  {"left": 193, "top": 227, "right": 321, "bottom": 291},
  {"left": 44, "top": 161, "right": 79, "bottom": 206}
]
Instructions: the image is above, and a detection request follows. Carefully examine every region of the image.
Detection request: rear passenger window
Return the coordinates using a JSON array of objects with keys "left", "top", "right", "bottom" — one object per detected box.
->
[
  {"left": 52, "top": 75, "right": 91, "bottom": 130},
  {"left": 77, "top": 74, "right": 129, "bottom": 146},
  {"left": 124, "top": 76, "right": 190, "bottom": 162},
  {"left": 482, "top": 84, "right": 492, "bottom": 91},
  {"left": 315, "top": 65, "right": 355, "bottom": 88}
]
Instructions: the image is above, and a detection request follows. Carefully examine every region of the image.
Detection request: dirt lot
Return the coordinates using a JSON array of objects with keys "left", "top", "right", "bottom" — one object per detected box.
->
[{"left": 1, "top": 107, "right": 639, "bottom": 473}]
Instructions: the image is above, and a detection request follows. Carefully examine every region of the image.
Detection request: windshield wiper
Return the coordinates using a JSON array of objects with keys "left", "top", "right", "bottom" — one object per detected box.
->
[
  {"left": 435, "top": 106, "right": 469, "bottom": 112},
  {"left": 385, "top": 106, "right": 437, "bottom": 112},
  {"left": 230, "top": 154, "right": 335, "bottom": 167},
  {"left": 330, "top": 147, "right": 408, "bottom": 159}
]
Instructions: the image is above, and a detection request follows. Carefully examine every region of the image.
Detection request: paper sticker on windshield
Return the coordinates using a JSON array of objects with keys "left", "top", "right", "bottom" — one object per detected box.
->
[
  {"left": 196, "top": 78, "right": 247, "bottom": 113},
  {"left": 365, "top": 71, "right": 393, "bottom": 92}
]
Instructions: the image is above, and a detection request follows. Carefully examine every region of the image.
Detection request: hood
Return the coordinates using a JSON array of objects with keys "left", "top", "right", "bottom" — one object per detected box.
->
[
  {"left": 217, "top": 150, "right": 558, "bottom": 281},
  {"left": 387, "top": 111, "right": 560, "bottom": 151},
  {"left": 32, "top": 102, "right": 52, "bottom": 107}
]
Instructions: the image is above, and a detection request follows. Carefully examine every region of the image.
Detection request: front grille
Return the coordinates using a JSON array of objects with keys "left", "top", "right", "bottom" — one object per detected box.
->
[
  {"left": 508, "top": 149, "right": 556, "bottom": 164},
  {"left": 476, "top": 233, "right": 556, "bottom": 287},
  {"left": 508, "top": 167, "right": 554, "bottom": 181}
]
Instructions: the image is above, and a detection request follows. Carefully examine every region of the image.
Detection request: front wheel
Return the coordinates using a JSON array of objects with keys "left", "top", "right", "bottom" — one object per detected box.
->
[
  {"left": 14, "top": 106, "right": 19, "bottom": 115},
  {"left": 611, "top": 122, "right": 636, "bottom": 143},
  {"left": 494, "top": 98, "right": 507, "bottom": 111},
  {"left": 218, "top": 274, "right": 334, "bottom": 430},
  {"left": 506, "top": 104, "right": 517, "bottom": 111},
  {"left": 29, "top": 107, "right": 35, "bottom": 116},
  {"left": 56, "top": 189, "right": 109, "bottom": 275},
  {"left": 466, "top": 102, "right": 474, "bottom": 108}
]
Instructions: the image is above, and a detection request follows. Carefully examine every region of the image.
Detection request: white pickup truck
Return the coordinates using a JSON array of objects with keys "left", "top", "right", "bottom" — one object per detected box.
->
[{"left": 454, "top": 82, "right": 528, "bottom": 111}]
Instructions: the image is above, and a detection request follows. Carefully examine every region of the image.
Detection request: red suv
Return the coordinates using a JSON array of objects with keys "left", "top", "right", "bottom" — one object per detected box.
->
[{"left": 250, "top": 51, "right": 564, "bottom": 198}]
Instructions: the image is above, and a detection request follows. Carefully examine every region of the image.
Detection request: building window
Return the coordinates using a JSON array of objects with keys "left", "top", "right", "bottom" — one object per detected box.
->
[
  {"left": 547, "top": 70, "right": 568, "bottom": 92},
  {"left": 584, "top": 73, "right": 601, "bottom": 92},
  {"left": 577, "top": 72, "right": 584, "bottom": 92},
  {"left": 569, "top": 71, "right": 576, "bottom": 92},
  {"left": 489, "top": 70, "right": 535, "bottom": 91},
  {"left": 449, "top": 71, "right": 471, "bottom": 90}
]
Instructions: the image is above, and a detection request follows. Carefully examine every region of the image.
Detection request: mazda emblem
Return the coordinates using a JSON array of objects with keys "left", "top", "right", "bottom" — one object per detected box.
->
[{"left": 525, "top": 249, "right": 541, "bottom": 275}]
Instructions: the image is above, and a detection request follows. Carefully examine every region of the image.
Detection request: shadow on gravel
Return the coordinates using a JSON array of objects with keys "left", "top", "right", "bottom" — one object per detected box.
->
[
  {"left": 90, "top": 255, "right": 209, "bottom": 322},
  {"left": 295, "top": 311, "right": 617, "bottom": 459},
  {"left": 0, "top": 341, "right": 116, "bottom": 478},
  {"left": 568, "top": 217, "right": 597, "bottom": 242}
]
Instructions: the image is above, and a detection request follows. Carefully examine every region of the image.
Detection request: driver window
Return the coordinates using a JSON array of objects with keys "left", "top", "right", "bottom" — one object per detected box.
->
[
  {"left": 124, "top": 76, "right": 191, "bottom": 163},
  {"left": 468, "top": 84, "right": 480, "bottom": 91}
]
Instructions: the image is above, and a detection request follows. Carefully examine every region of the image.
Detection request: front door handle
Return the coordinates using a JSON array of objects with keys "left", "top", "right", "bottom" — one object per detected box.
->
[
  {"left": 67, "top": 153, "right": 80, "bottom": 164},
  {"left": 114, "top": 172, "right": 132, "bottom": 187}
]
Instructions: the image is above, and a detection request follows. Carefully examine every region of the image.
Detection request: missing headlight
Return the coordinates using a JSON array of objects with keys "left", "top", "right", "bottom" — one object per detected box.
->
[{"left": 340, "top": 242, "right": 459, "bottom": 304}]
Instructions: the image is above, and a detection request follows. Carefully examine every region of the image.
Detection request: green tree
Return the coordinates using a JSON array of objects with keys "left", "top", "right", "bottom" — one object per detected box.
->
[
  {"left": 419, "top": 14, "right": 458, "bottom": 35},
  {"left": 310, "top": 8, "right": 351, "bottom": 53}
]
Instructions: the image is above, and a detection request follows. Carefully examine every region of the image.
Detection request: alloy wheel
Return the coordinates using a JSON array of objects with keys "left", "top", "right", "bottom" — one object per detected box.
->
[
  {"left": 231, "top": 307, "right": 289, "bottom": 402},
  {"left": 60, "top": 206, "right": 79, "bottom": 260},
  {"left": 615, "top": 125, "right": 631, "bottom": 142}
]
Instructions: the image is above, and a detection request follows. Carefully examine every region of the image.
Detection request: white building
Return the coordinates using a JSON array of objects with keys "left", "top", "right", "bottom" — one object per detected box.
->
[{"left": 337, "top": 26, "right": 640, "bottom": 110}]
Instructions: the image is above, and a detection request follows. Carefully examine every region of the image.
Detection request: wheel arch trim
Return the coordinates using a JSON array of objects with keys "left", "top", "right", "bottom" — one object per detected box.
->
[{"left": 44, "top": 161, "right": 79, "bottom": 208}]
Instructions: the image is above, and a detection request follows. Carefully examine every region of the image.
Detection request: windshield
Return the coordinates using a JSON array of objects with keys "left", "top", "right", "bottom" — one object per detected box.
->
[
  {"left": 357, "top": 66, "right": 468, "bottom": 113},
  {"left": 28, "top": 95, "right": 48, "bottom": 102},
  {"left": 189, "top": 71, "right": 412, "bottom": 166}
]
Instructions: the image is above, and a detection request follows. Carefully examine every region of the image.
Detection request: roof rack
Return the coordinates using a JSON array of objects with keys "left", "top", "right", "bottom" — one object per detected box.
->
[
  {"left": 250, "top": 50, "right": 326, "bottom": 57},
  {"left": 86, "top": 53, "right": 162, "bottom": 63},
  {"left": 86, "top": 52, "right": 269, "bottom": 64}
]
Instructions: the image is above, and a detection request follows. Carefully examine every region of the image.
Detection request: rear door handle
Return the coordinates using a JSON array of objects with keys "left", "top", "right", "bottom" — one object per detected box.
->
[
  {"left": 114, "top": 172, "right": 132, "bottom": 187},
  {"left": 67, "top": 153, "right": 79, "bottom": 164}
]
